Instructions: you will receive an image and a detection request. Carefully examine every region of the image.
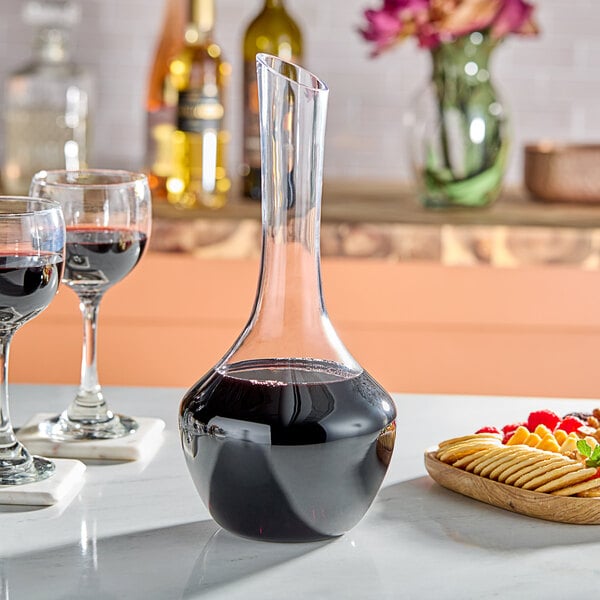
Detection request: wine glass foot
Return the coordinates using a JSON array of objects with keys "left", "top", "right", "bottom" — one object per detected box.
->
[
  {"left": 0, "top": 455, "right": 55, "bottom": 486},
  {"left": 38, "top": 413, "right": 139, "bottom": 441}
]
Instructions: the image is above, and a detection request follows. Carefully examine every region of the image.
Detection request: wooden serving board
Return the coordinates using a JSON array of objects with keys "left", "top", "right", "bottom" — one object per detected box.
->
[{"left": 424, "top": 450, "right": 600, "bottom": 525}]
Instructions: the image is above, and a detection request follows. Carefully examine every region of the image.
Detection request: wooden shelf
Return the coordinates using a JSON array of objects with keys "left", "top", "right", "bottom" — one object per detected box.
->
[
  {"left": 152, "top": 180, "right": 600, "bottom": 229},
  {"left": 150, "top": 181, "right": 600, "bottom": 267}
]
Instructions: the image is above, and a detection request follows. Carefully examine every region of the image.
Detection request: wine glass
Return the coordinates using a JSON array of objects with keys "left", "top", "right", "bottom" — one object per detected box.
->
[
  {"left": 0, "top": 197, "right": 65, "bottom": 484},
  {"left": 30, "top": 170, "right": 152, "bottom": 440}
]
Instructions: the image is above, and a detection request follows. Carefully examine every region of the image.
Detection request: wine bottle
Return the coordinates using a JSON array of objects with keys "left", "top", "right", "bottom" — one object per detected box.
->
[
  {"left": 145, "top": 0, "right": 186, "bottom": 202},
  {"left": 241, "top": 0, "right": 303, "bottom": 201},
  {"left": 166, "top": 0, "right": 231, "bottom": 209},
  {"left": 2, "top": 0, "right": 93, "bottom": 195}
]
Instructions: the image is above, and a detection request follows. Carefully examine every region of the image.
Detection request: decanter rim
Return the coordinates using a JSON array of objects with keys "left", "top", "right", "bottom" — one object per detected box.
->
[{"left": 256, "top": 53, "right": 328, "bottom": 93}]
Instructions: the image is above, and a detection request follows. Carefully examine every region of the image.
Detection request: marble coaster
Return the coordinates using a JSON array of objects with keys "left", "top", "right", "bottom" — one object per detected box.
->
[
  {"left": 17, "top": 414, "right": 166, "bottom": 462},
  {"left": 0, "top": 459, "right": 86, "bottom": 506}
]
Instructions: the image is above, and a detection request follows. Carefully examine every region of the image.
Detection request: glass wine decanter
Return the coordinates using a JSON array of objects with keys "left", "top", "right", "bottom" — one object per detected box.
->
[{"left": 179, "top": 54, "right": 397, "bottom": 542}]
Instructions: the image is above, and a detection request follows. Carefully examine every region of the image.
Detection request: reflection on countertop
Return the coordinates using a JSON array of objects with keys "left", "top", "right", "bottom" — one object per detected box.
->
[{"left": 151, "top": 181, "right": 600, "bottom": 268}]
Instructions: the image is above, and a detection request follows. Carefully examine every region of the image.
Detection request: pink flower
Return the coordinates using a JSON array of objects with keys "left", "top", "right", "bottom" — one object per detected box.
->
[
  {"left": 361, "top": 8, "right": 403, "bottom": 55},
  {"left": 383, "top": 0, "right": 429, "bottom": 11},
  {"left": 359, "top": 0, "right": 539, "bottom": 55},
  {"left": 431, "top": 0, "right": 502, "bottom": 39},
  {"left": 491, "top": 0, "right": 538, "bottom": 38},
  {"left": 360, "top": 0, "right": 430, "bottom": 55},
  {"left": 416, "top": 22, "right": 442, "bottom": 49}
]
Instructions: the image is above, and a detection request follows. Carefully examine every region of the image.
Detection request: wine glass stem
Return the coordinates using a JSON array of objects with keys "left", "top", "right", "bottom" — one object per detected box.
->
[
  {"left": 0, "top": 332, "right": 17, "bottom": 450},
  {"left": 80, "top": 296, "right": 101, "bottom": 395},
  {"left": 67, "top": 294, "right": 112, "bottom": 423}
]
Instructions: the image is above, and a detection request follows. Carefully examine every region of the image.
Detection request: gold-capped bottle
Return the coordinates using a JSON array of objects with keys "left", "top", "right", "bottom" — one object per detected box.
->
[
  {"left": 167, "top": 0, "right": 230, "bottom": 209},
  {"left": 242, "top": 0, "right": 302, "bottom": 201},
  {"left": 145, "top": 0, "right": 186, "bottom": 202}
]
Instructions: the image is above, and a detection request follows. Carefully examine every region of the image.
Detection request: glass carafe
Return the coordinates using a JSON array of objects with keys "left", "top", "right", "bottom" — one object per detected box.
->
[{"left": 179, "top": 54, "right": 396, "bottom": 542}]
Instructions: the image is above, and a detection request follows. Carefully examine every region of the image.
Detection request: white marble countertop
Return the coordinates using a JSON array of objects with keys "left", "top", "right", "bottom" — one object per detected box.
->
[{"left": 2, "top": 384, "right": 599, "bottom": 599}]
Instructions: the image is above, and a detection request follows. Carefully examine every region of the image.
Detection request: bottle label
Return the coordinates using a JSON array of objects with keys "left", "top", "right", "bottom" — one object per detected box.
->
[
  {"left": 177, "top": 90, "right": 224, "bottom": 133},
  {"left": 243, "top": 53, "right": 300, "bottom": 170},
  {"left": 243, "top": 60, "right": 261, "bottom": 169}
]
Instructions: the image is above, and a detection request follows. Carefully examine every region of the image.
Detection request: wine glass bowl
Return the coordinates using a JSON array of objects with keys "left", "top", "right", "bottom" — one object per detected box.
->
[
  {"left": 30, "top": 170, "right": 151, "bottom": 441},
  {"left": 0, "top": 197, "right": 65, "bottom": 485}
]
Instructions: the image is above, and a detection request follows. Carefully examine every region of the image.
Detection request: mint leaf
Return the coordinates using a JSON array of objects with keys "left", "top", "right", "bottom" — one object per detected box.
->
[
  {"left": 577, "top": 439, "right": 592, "bottom": 457},
  {"left": 586, "top": 444, "right": 600, "bottom": 468},
  {"left": 577, "top": 440, "right": 600, "bottom": 467}
]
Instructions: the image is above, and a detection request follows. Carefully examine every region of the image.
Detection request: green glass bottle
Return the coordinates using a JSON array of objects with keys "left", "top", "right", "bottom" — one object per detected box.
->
[{"left": 241, "top": 0, "right": 303, "bottom": 201}]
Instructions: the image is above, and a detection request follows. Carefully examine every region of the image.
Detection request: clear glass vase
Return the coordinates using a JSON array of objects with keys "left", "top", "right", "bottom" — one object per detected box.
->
[
  {"left": 179, "top": 54, "right": 396, "bottom": 542},
  {"left": 407, "top": 32, "right": 510, "bottom": 208}
]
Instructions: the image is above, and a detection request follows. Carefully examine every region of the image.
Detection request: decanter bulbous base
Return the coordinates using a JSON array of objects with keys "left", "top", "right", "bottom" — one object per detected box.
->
[{"left": 179, "top": 358, "right": 396, "bottom": 542}]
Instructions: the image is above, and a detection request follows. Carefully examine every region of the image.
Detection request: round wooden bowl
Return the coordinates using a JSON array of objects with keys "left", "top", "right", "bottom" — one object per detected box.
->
[{"left": 524, "top": 143, "right": 600, "bottom": 204}]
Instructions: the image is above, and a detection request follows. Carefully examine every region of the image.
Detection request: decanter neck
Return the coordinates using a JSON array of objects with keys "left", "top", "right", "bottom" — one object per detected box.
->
[
  {"left": 254, "top": 53, "right": 327, "bottom": 333},
  {"left": 221, "top": 54, "right": 358, "bottom": 369}
]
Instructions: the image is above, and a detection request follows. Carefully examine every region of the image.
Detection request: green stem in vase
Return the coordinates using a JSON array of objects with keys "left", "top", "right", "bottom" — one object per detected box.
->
[
  {"left": 421, "top": 32, "right": 509, "bottom": 208},
  {"left": 432, "top": 51, "right": 453, "bottom": 175}
]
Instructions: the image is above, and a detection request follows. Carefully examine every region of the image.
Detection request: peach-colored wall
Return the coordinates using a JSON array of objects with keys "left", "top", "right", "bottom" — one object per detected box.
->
[{"left": 11, "top": 252, "right": 600, "bottom": 399}]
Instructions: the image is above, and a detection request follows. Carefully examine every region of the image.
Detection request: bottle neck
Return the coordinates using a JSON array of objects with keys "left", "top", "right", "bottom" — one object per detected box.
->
[
  {"left": 34, "top": 27, "right": 71, "bottom": 63},
  {"left": 186, "top": 0, "right": 214, "bottom": 44},
  {"left": 264, "top": 0, "right": 285, "bottom": 8}
]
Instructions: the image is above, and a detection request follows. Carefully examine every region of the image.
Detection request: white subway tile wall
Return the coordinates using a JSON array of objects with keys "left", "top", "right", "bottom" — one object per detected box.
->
[{"left": 0, "top": 0, "right": 597, "bottom": 185}]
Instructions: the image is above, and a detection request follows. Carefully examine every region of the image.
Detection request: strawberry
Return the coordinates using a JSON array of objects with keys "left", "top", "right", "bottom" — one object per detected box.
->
[
  {"left": 502, "top": 422, "right": 525, "bottom": 434},
  {"left": 556, "top": 416, "right": 584, "bottom": 434},
  {"left": 527, "top": 410, "right": 561, "bottom": 433},
  {"left": 475, "top": 426, "right": 501, "bottom": 435}
]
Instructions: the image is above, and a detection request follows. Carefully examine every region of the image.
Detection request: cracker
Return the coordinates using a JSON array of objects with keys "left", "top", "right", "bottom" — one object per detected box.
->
[
  {"left": 506, "top": 456, "right": 579, "bottom": 489},
  {"left": 552, "top": 478, "right": 600, "bottom": 497},
  {"left": 532, "top": 467, "right": 597, "bottom": 493},
  {"left": 496, "top": 450, "right": 548, "bottom": 483},
  {"left": 437, "top": 440, "right": 500, "bottom": 463},
  {"left": 437, "top": 433, "right": 501, "bottom": 450},
  {"left": 504, "top": 457, "right": 567, "bottom": 486},
  {"left": 488, "top": 446, "right": 536, "bottom": 480},
  {"left": 468, "top": 448, "right": 510, "bottom": 474},
  {"left": 452, "top": 449, "right": 491, "bottom": 469},
  {"left": 477, "top": 447, "right": 531, "bottom": 478},
  {"left": 576, "top": 487, "right": 600, "bottom": 498}
]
